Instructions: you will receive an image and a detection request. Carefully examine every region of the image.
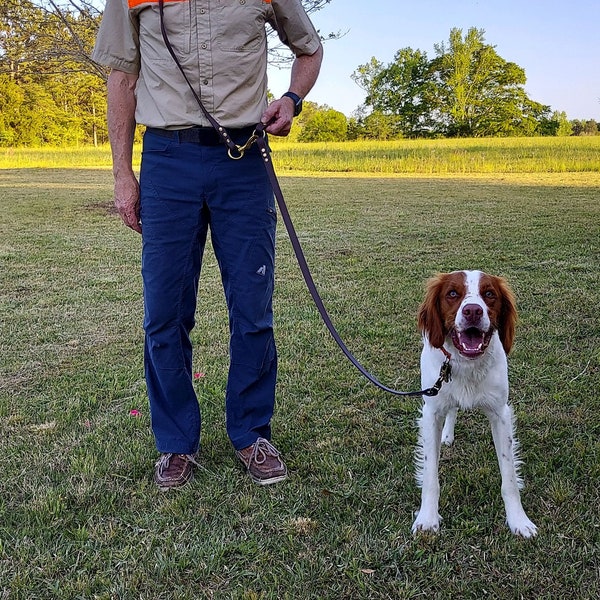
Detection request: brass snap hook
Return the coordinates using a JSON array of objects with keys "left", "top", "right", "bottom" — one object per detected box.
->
[{"left": 227, "top": 128, "right": 265, "bottom": 160}]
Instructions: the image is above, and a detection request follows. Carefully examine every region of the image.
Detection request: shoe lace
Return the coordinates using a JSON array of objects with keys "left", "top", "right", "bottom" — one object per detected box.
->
[
  {"left": 249, "top": 438, "right": 280, "bottom": 466},
  {"left": 156, "top": 452, "right": 199, "bottom": 475}
]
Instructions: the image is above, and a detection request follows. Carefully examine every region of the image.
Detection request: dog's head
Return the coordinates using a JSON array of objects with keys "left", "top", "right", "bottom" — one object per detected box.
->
[{"left": 418, "top": 270, "right": 517, "bottom": 358}]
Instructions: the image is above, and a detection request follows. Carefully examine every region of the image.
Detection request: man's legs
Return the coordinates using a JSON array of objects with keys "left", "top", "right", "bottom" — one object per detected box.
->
[{"left": 139, "top": 131, "right": 285, "bottom": 485}]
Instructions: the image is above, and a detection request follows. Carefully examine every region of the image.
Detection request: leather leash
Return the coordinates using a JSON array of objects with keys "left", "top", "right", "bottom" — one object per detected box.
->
[
  {"left": 253, "top": 126, "right": 451, "bottom": 398},
  {"left": 157, "top": 0, "right": 450, "bottom": 397}
]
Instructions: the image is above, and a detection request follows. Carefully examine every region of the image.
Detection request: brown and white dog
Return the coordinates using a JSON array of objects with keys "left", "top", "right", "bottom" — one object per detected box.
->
[{"left": 413, "top": 270, "right": 537, "bottom": 538}]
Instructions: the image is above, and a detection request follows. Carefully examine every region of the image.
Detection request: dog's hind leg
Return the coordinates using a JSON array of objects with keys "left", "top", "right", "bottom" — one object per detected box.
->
[
  {"left": 412, "top": 402, "right": 446, "bottom": 534},
  {"left": 485, "top": 403, "right": 538, "bottom": 538}
]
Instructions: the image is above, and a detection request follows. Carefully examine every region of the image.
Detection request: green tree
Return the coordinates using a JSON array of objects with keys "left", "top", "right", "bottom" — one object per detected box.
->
[
  {"left": 0, "top": 75, "right": 24, "bottom": 145},
  {"left": 0, "top": 1, "right": 105, "bottom": 80},
  {"left": 583, "top": 119, "right": 599, "bottom": 135},
  {"left": 549, "top": 111, "right": 573, "bottom": 136},
  {"left": 431, "top": 27, "right": 549, "bottom": 137},
  {"left": 353, "top": 49, "right": 435, "bottom": 137},
  {"left": 353, "top": 27, "right": 550, "bottom": 139},
  {"left": 0, "top": 74, "right": 83, "bottom": 145},
  {"left": 298, "top": 108, "right": 347, "bottom": 142},
  {"left": 571, "top": 119, "right": 583, "bottom": 136},
  {"left": 349, "top": 110, "right": 398, "bottom": 140},
  {"left": 351, "top": 57, "right": 385, "bottom": 98},
  {"left": 569, "top": 119, "right": 599, "bottom": 136},
  {"left": 0, "top": 1, "right": 107, "bottom": 145}
]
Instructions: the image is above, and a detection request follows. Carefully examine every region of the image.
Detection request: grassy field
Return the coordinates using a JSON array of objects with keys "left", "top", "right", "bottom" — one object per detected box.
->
[
  {"left": 2, "top": 135, "right": 600, "bottom": 173},
  {"left": 0, "top": 143, "right": 599, "bottom": 598}
]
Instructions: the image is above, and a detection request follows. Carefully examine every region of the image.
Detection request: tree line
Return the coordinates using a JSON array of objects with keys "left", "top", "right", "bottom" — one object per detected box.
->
[
  {"left": 349, "top": 27, "right": 598, "bottom": 140},
  {"left": 0, "top": 2, "right": 597, "bottom": 146},
  {"left": 0, "top": 1, "right": 106, "bottom": 146}
]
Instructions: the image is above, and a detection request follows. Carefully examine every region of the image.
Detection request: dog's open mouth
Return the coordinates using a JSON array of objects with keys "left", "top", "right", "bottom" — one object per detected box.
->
[{"left": 451, "top": 327, "right": 493, "bottom": 358}]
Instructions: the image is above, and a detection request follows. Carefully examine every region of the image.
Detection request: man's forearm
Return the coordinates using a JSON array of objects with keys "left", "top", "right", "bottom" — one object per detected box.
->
[
  {"left": 261, "top": 45, "right": 323, "bottom": 136},
  {"left": 288, "top": 45, "right": 323, "bottom": 98},
  {"left": 107, "top": 69, "right": 142, "bottom": 233},
  {"left": 107, "top": 69, "right": 138, "bottom": 179}
]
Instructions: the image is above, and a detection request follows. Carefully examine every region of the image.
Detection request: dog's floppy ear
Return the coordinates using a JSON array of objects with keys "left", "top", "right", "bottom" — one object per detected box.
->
[
  {"left": 418, "top": 274, "right": 446, "bottom": 349},
  {"left": 495, "top": 276, "right": 517, "bottom": 354}
]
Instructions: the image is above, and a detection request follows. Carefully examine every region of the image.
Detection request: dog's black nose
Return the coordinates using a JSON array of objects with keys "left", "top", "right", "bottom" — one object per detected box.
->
[{"left": 462, "top": 303, "right": 483, "bottom": 323}]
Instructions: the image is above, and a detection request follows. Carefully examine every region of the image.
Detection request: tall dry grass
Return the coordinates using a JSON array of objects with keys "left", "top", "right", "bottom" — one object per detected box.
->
[{"left": 1, "top": 136, "right": 599, "bottom": 173}]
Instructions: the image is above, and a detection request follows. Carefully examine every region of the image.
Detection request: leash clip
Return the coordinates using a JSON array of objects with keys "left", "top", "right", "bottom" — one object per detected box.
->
[
  {"left": 433, "top": 358, "right": 452, "bottom": 390},
  {"left": 440, "top": 358, "right": 452, "bottom": 383},
  {"left": 422, "top": 358, "right": 452, "bottom": 397},
  {"left": 228, "top": 128, "right": 264, "bottom": 160}
]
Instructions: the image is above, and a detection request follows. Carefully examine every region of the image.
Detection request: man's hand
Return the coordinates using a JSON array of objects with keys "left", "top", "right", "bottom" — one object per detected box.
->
[
  {"left": 261, "top": 97, "right": 295, "bottom": 137},
  {"left": 114, "top": 172, "right": 141, "bottom": 234}
]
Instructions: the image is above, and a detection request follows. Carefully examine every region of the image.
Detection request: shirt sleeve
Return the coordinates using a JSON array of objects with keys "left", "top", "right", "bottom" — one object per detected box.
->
[
  {"left": 91, "top": 0, "right": 141, "bottom": 74},
  {"left": 269, "top": 0, "right": 323, "bottom": 57}
]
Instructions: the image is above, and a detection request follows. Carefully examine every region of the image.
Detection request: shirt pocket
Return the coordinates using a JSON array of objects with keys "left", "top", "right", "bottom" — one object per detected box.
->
[
  {"left": 138, "top": 1, "right": 191, "bottom": 60},
  {"left": 216, "top": 0, "right": 268, "bottom": 53}
]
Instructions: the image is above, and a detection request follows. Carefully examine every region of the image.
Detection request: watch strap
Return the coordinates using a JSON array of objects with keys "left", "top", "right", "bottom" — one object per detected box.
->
[{"left": 282, "top": 91, "right": 303, "bottom": 116}]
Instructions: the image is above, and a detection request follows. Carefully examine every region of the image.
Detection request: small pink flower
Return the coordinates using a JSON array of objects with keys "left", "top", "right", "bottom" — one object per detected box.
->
[
  {"left": 193, "top": 372, "right": 205, "bottom": 380},
  {"left": 129, "top": 409, "right": 141, "bottom": 417}
]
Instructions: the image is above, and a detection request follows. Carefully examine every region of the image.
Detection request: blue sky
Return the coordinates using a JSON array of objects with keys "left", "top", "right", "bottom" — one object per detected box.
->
[{"left": 268, "top": 0, "right": 600, "bottom": 121}]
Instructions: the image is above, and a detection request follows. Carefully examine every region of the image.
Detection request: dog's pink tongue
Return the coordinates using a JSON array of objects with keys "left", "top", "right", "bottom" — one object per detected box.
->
[
  {"left": 460, "top": 328, "right": 484, "bottom": 350},
  {"left": 455, "top": 328, "right": 486, "bottom": 356}
]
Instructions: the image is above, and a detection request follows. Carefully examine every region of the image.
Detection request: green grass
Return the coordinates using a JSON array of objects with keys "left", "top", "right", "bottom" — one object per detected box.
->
[
  {"left": 269, "top": 135, "right": 600, "bottom": 174},
  {"left": 0, "top": 160, "right": 599, "bottom": 598},
  {"left": 2, "top": 135, "right": 600, "bottom": 173}
]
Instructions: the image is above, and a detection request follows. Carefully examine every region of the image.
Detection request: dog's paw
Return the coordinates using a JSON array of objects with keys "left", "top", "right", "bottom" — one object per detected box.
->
[
  {"left": 441, "top": 431, "right": 454, "bottom": 446},
  {"left": 508, "top": 516, "right": 538, "bottom": 538},
  {"left": 441, "top": 410, "right": 456, "bottom": 445},
  {"left": 412, "top": 511, "right": 441, "bottom": 535}
]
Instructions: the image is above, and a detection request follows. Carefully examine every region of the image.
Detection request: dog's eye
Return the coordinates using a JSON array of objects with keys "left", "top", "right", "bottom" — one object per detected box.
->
[
  {"left": 484, "top": 290, "right": 496, "bottom": 300},
  {"left": 447, "top": 290, "right": 459, "bottom": 299}
]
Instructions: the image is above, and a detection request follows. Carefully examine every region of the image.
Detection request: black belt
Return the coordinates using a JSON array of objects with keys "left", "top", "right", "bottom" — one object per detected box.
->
[{"left": 146, "top": 125, "right": 257, "bottom": 146}]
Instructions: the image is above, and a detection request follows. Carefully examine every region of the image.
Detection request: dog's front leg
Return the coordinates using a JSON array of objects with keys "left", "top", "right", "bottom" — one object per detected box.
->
[
  {"left": 441, "top": 406, "right": 458, "bottom": 445},
  {"left": 485, "top": 404, "right": 538, "bottom": 538},
  {"left": 413, "top": 401, "right": 446, "bottom": 534}
]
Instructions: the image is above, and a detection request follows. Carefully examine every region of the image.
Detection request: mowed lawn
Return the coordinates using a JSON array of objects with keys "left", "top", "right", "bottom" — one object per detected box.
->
[{"left": 0, "top": 157, "right": 599, "bottom": 598}]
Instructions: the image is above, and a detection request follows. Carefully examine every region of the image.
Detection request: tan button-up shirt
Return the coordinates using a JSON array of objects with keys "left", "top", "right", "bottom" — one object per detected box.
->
[{"left": 92, "top": 0, "right": 321, "bottom": 129}]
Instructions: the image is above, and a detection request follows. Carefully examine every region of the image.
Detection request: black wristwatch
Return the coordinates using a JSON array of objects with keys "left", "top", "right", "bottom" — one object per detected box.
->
[{"left": 282, "top": 91, "right": 303, "bottom": 117}]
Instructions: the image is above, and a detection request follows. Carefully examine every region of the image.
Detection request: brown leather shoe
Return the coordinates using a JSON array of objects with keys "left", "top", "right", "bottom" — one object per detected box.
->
[
  {"left": 154, "top": 453, "right": 198, "bottom": 491},
  {"left": 236, "top": 438, "right": 288, "bottom": 485}
]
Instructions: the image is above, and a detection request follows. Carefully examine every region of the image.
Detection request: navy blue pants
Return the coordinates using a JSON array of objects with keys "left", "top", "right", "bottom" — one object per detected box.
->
[{"left": 139, "top": 129, "right": 277, "bottom": 454}]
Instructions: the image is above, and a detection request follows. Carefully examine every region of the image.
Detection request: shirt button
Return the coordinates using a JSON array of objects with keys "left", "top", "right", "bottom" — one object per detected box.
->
[
  {"left": 201, "top": 42, "right": 207, "bottom": 49},
  {"left": 200, "top": 8, "right": 205, "bottom": 14},
  {"left": 203, "top": 79, "right": 209, "bottom": 85},
  {"left": 240, "top": 0, "right": 246, "bottom": 4}
]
